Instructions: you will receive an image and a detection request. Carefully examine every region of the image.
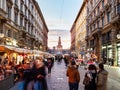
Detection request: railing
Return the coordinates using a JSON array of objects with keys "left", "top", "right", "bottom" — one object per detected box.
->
[{"left": 0, "top": 74, "right": 14, "bottom": 90}]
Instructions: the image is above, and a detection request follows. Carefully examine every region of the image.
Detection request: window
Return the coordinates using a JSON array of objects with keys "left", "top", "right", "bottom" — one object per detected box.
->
[
  {"left": 7, "top": 30, "right": 11, "bottom": 37},
  {"left": 20, "top": 2, "right": 23, "bottom": 11},
  {"left": 94, "top": 10, "right": 96, "bottom": 16},
  {"left": 7, "top": 6, "right": 11, "bottom": 18},
  {"left": 117, "top": 3, "right": 120, "bottom": 13},
  {"left": 25, "top": 7, "right": 27, "bottom": 16},
  {"left": 97, "top": 21, "right": 99, "bottom": 28},
  {"left": 24, "top": 20, "right": 27, "bottom": 30},
  {"left": 13, "top": 31, "right": 17, "bottom": 39},
  {"left": 94, "top": 0, "right": 96, "bottom": 4},
  {"left": 15, "top": 0, "right": 18, "bottom": 5},
  {"left": 87, "top": 7, "right": 89, "bottom": 14},
  {"left": 14, "top": 12, "right": 18, "bottom": 24},
  {"left": 102, "top": 0, "right": 104, "bottom": 9},
  {"left": 102, "top": 17, "right": 104, "bottom": 27},
  {"left": 28, "top": 24, "right": 30, "bottom": 33},
  {"left": 107, "top": 12, "right": 110, "bottom": 22},
  {"left": 20, "top": 17, "right": 23, "bottom": 26},
  {"left": 98, "top": 6, "right": 100, "bottom": 14}
]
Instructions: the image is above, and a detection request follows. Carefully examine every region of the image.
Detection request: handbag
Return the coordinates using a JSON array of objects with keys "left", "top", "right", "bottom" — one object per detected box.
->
[{"left": 83, "top": 76, "right": 90, "bottom": 85}]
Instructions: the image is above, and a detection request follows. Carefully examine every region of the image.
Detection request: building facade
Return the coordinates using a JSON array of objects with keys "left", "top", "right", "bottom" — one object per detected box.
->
[
  {"left": 0, "top": 0, "right": 48, "bottom": 51},
  {"left": 0, "top": 0, "right": 48, "bottom": 63},
  {"left": 86, "top": 0, "right": 120, "bottom": 66},
  {"left": 70, "top": 1, "right": 87, "bottom": 56},
  {"left": 75, "top": 1, "right": 87, "bottom": 55},
  {"left": 70, "top": 23, "right": 76, "bottom": 52}
]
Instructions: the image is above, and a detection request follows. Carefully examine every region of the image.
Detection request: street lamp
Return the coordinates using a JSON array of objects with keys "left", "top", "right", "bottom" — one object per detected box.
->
[
  {"left": 117, "top": 34, "right": 120, "bottom": 39},
  {"left": 0, "top": 33, "right": 4, "bottom": 38}
]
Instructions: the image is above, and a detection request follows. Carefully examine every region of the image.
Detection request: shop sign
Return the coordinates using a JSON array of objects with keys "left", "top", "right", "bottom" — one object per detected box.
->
[{"left": 117, "top": 34, "right": 120, "bottom": 39}]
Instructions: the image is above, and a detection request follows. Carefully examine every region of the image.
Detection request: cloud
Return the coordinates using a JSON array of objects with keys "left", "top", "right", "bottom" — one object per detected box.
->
[{"left": 46, "top": 19, "right": 72, "bottom": 30}]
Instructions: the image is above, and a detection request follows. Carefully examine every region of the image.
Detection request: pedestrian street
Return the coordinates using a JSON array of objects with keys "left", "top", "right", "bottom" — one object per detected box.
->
[
  {"left": 46, "top": 60, "right": 85, "bottom": 90},
  {"left": 10, "top": 60, "right": 120, "bottom": 90}
]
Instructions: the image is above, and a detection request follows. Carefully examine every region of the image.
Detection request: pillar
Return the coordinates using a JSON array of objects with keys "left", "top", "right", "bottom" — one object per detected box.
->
[{"left": 111, "top": 28, "right": 117, "bottom": 66}]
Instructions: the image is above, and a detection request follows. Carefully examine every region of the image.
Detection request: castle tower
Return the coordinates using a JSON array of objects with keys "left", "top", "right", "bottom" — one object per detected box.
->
[{"left": 57, "top": 36, "right": 62, "bottom": 50}]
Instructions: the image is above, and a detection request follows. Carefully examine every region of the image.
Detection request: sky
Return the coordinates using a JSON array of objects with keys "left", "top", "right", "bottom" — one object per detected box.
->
[
  {"left": 37, "top": 0, "right": 83, "bottom": 30},
  {"left": 48, "top": 30, "right": 71, "bottom": 49},
  {"left": 37, "top": 0, "right": 83, "bottom": 49}
]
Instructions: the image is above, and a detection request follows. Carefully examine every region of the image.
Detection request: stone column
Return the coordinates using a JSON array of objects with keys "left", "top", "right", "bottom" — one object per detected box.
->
[
  {"left": 111, "top": 28, "right": 117, "bottom": 66},
  {"left": 99, "top": 35, "right": 102, "bottom": 62}
]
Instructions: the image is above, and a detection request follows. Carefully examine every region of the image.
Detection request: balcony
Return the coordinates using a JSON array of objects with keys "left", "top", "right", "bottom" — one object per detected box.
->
[
  {"left": 31, "top": 34, "right": 35, "bottom": 39},
  {"left": 0, "top": 8, "right": 7, "bottom": 20},
  {"left": 14, "top": 7, "right": 19, "bottom": 13},
  {"left": 111, "top": 11, "right": 120, "bottom": 24},
  {"left": 19, "top": 26, "right": 26, "bottom": 32},
  {"left": 91, "top": 27, "right": 102, "bottom": 38},
  {"left": 104, "top": 3, "right": 111, "bottom": 11},
  {"left": 102, "top": 38, "right": 111, "bottom": 44},
  {"left": 20, "top": 10, "right": 24, "bottom": 16},
  {"left": 7, "top": 0, "right": 13, "bottom": 5}
]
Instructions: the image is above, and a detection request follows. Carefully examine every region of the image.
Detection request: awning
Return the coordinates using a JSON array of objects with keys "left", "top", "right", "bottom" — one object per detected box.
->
[
  {"left": 33, "top": 50, "right": 46, "bottom": 55},
  {"left": 14, "top": 48, "right": 33, "bottom": 54},
  {"left": 0, "top": 45, "right": 33, "bottom": 54},
  {"left": 0, "top": 45, "right": 15, "bottom": 52}
]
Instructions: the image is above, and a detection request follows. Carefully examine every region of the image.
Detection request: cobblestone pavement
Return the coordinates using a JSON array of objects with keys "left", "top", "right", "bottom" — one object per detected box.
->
[
  {"left": 10, "top": 61, "right": 120, "bottom": 90},
  {"left": 46, "top": 61, "right": 85, "bottom": 90}
]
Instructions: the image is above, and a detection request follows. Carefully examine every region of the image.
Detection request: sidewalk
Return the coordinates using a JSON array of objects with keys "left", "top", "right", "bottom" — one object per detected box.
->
[{"left": 104, "top": 65, "right": 120, "bottom": 82}]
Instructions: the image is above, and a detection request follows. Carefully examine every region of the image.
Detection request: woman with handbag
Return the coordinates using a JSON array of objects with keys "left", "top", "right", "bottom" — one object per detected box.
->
[{"left": 83, "top": 64, "right": 97, "bottom": 90}]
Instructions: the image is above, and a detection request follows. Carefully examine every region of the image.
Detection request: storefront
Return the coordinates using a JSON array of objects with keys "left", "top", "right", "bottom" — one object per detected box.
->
[
  {"left": 117, "top": 43, "right": 120, "bottom": 66},
  {"left": 107, "top": 45, "right": 112, "bottom": 59},
  {"left": 102, "top": 44, "right": 112, "bottom": 64}
]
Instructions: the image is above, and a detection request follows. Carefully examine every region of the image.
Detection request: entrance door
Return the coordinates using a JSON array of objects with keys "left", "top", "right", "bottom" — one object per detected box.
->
[
  {"left": 117, "top": 47, "right": 120, "bottom": 66},
  {"left": 108, "top": 48, "right": 112, "bottom": 58}
]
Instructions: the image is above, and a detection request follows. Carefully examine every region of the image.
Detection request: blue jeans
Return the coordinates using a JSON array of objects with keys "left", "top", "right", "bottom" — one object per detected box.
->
[
  {"left": 69, "top": 82, "right": 79, "bottom": 90},
  {"left": 34, "top": 81, "right": 43, "bottom": 90}
]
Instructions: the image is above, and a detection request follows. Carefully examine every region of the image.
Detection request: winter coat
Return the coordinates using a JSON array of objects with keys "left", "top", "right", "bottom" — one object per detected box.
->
[
  {"left": 97, "top": 70, "right": 108, "bottom": 90},
  {"left": 66, "top": 66, "right": 80, "bottom": 83},
  {"left": 84, "top": 70, "right": 97, "bottom": 90}
]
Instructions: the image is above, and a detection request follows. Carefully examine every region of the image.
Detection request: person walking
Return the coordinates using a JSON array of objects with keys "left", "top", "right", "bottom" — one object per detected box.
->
[
  {"left": 31, "top": 58, "right": 47, "bottom": 90},
  {"left": 97, "top": 63, "right": 108, "bottom": 90},
  {"left": 47, "top": 58, "right": 53, "bottom": 74},
  {"left": 66, "top": 61, "right": 80, "bottom": 90},
  {"left": 83, "top": 64, "right": 97, "bottom": 90}
]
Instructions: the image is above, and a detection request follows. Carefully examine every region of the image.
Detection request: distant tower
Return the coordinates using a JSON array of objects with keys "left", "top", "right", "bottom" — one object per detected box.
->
[{"left": 57, "top": 36, "right": 62, "bottom": 50}]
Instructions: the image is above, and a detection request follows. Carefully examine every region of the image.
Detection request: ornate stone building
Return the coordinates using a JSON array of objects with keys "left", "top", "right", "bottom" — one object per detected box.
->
[
  {"left": 70, "top": 0, "right": 87, "bottom": 55},
  {"left": 70, "top": 23, "right": 76, "bottom": 52},
  {"left": 0, "top": 0, "right": 48, "bottom": 51},
  {"left": 86, "top": 0, "right": 120, "bottom": 66}
]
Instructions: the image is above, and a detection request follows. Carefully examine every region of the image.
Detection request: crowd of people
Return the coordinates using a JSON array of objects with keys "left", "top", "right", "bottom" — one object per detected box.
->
[
  {"left": 65, "top": 52, "right": 108, "bottom": 90},
  {"left": 0, "top": 56, "right": 54, "bottom": 90},
  {"left": 0, "top": 52, "right": 109, "bottom": 90}
]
